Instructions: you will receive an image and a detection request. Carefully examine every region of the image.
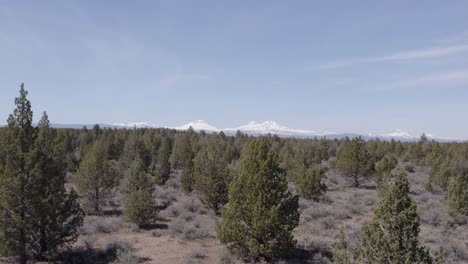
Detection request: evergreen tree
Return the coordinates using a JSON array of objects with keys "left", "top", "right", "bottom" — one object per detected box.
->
[
  {"left": 171, "top": 132, "right": 192, "bottom": 169},
  {"left": 193, "top": 139, "right": 229, "bottom": 212},
  {"left": 335, "top": 138, "right": 373, "bottom": 187},
  {"left": 358, "top": 172, "right": 434, "bottom": 263},
  {"left": 296, "top": 164, "right": 327, "bottom": 201},
  {"left": 0, "top": 84, "right": 35, "bottom": 263},
  {"left": 153, "top": 135, "right": 172, "bottom": 185},
  {"left": 28, "top": 112, "right": 84, "bottom": 260},
  {"left": 180, "top": 154, "right": 194, "bottom": 193},
  {"left": 332, "top": 227, "right": 352, "bottom": 264},
  {"left": 444, "top": 168, "right": 468, "bottom": 221},
  {"left": 216, "top": 139, "right": 299, "bottom": 260},
  {"left": 375, "top": 155, "right": 398, "bottom": 193},
  {"left": 123, "top": 189, "right": 158, "bottom": 228},
  {"left": 120, "top": 157, "right": 153, "bottom": 195},
  {"left": 74, "top": 142, "right": 114, "bottom": 213}
]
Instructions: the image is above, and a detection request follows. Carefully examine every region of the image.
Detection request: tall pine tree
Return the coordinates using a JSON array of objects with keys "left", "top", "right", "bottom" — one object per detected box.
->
[
  {"left": 28, "top": 112, "right": 83, "bottom": 260},
  {"left": 0, "top": 84, "right": 35, "bottom": 263}
]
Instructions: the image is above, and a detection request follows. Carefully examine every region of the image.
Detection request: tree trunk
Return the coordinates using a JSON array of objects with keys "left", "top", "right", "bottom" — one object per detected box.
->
[
  {"left": 95, "top": 187, "right": 99, "bottom": 213},
  {"left": 39, "top": 226, "right": 47, "bottom": 260}
]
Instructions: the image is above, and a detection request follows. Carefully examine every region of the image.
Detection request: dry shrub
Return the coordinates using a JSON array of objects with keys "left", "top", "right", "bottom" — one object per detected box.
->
[
  {"left": 154, "top": 185, "right": 177, "bottom": 208},
  {"left": 82, "top": 216, "right": 121, "bottom": 234},
  {"left": 183, "top": 197, "right": 203, "bottom": 213},
  {"left": 169, "top": 214, "right": 214, "bottom": 240}
]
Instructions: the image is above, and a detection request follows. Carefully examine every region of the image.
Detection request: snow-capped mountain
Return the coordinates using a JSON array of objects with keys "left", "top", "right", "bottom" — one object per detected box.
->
[
  {"left": 367, "top": 129, "right": 452, "bottom": 142},
  {"left": 172, "top": 120, "right": 218, "bottom": 131},
  {"left": 111, "top": 121, "right": 160, "bottom": 128},
  {"left": 49, "top": 121, "right": 460, "bottom": 142},
  {"left": 223, "top": 121, "right": 328, "bottom": 137},
  {"left": 228, "top": 121, "right": 313, "bottom": 134}
]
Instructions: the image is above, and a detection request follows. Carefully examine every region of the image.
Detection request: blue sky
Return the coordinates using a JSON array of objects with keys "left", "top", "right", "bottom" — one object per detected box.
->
[{"left": 1, "top": 1, "right": 468, "bottom": 138}]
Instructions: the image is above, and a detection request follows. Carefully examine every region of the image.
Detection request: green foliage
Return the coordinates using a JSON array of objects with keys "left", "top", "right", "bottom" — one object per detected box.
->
[
  {"left": 335, "top": 138, "right": 373, "bottom": 187},
  {"left": 375, "top": 155, "right": 398, "bottom": 193},
  {"left": 181, "top": 155, "right": 194, "bottom": 193},
  {"left": 153, "top": 135, "right": 172, "bottom": 185},
  {"left": 123, "top": 189, "right": 158, "bottom": 228},
  {"left": 0, "top": 85, "right": 83, "bottom": 263},
  {"left": 358, "top": 172, "right": 434, "bottom": 263},
  {"left": 426, "top": 158, "right": 458, "bottom": 191},
  {"left": 193, "top": 138, "right": 229, "bottom": 212},
  {"left": 28, "top": 112, "right": 84, "bottom": 260},
  {"left": 332, "top": 228, "right": 352, "bottom": 264},
  {"left": 295, "top": 165, "right": 327, "bottom": 201},
  {"left": 444, "top": 168, "right": 468, "bottom": 221},
  {"left": 0, "top": 84, "right": 35, "bottom": 263},
  {"left": 74, "top": 142, "right": 115, "bottom": 213},
  {"left": 120, "top": 157, "right": 154, "bottom": 195},
  {"left": 171, "top": 132, "right": 193, "bottom": 169},
  {"left": 216, "top": 139, "right": 299, "bottom": 261}
]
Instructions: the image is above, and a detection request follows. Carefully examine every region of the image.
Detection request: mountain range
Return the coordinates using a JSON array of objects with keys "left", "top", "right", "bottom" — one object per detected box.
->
[{"left": 51, "top": 120, "right": 455, "bottom": 142}]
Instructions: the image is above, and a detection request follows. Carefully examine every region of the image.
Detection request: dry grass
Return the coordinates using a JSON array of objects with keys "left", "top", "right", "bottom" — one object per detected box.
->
[{"left": 62, "top": 167, "right": 468, "bottom": 264}]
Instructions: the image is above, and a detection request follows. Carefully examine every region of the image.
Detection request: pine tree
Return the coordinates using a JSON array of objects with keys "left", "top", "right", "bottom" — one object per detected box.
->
[
  {"left": 120, "top": 157, "right": 154, "bottom": 195},
  {"left": 153, "top": 135, "right": 172, "bottom": 185},
  {"left": 28, "top": 112, "right": 84, "bottom": 260},
  {"left": 216, "top": 139, "right": 299, "bottom": 260},
  {"left": 358, "top": 172, "right": 434, "bottom": 263},
  {"left": 296, "top": 164, "right": 327, "bottom": 201},
  {"left": 335, "top": 138, "right": 373, "bottom": 187},
  {"left": 0, "top": 84, "right": 35, "bottom": 263},
  {"left": 193, "top": 139, "right": 229, "bottom": 213},
  {"left": 74, "top": 141, "right": 115, "bottom": 213}
]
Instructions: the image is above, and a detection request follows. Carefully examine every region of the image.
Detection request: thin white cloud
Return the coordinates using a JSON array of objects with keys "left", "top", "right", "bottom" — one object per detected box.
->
[
  {"left": 381, "top": 69, "right": 468, "bottom": 90},
  {"left": 308, "top": 44, "right": 468, "bottom": 70}
]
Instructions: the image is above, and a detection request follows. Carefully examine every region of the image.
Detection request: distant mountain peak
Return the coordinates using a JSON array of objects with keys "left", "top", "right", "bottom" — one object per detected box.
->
[
  {"left": 111, "top": 121, "right": 158, "bottom": 128},
  {"left": 173, "top": 120, "right": 218, "bottom": 131},
  {"left": 79, "top": 121, "right": 459, "bottom": 142}
]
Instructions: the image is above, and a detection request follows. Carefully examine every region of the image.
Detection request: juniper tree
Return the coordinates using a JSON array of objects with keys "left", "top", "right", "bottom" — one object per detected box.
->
[
  {"left": 332, "top": 227, "right": 353, "bottom": 264},
  {"left": 335, "top": 137, "right": 373, "bottom": 187},
  {"left": 28, "top": 112, "right": 83, "bottom": 260},
  {"left": 74, "top": 141, "right": 115, "bottom": 213},
  {"left": 0, "top": 84, "right": 35, "bottom": 263},
  {"left": 444, "top": 168, "right": 468, "bottom": 221},
  {"left": 216, "top": 139, "right": 299, "bottom": 260},
  {"left": 181, "top": 154, "right": 194, "bottom": 193},
  {"left": 193, "top": 138, "right": 229, "bottom": 212},
  {"left": 120, "top": 157, "right": 157, "bottom": 227},
  {"left": 123, "top": 189, "right": 158, "bottom": 228},
  {"left": 120, "top": 157, "right": 153, "bottom": 195},
  {"left": 358, "top": 172, "right": 434, "bottom": 263},
  {"left": 375, "top": 155, "right": 398, "bottom": 193},
  {"left": 153, "top": 135, "right": 172, "bottom": 185},
  {"left": 296, "top": 164, "right": 327, "bottom": 201}
]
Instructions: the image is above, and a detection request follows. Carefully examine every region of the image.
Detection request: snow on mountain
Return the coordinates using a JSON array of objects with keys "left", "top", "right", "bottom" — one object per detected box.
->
[
  {"left": 94, "top": 120, "right": 459, "bottom": 142},
  {"left": 173, "top": 120, "right": 218, "bottom": 131},
  {"left": 222, "top": 121, "right": 331, "bottom": 137},
  {"left": 379, "top": 129, "right": 414, "bottom": 139},
  {"left": 111, "top": 121, "right": 159, "bottom": 128}
]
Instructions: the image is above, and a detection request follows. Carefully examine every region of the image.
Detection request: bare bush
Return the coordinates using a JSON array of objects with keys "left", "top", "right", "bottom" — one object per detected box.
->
[
  {"left": 82, "top": 216, "right": 121, "bottom": 234},
  {"left": 183, "top": 197, "right": 203, "bottom": 213}
]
